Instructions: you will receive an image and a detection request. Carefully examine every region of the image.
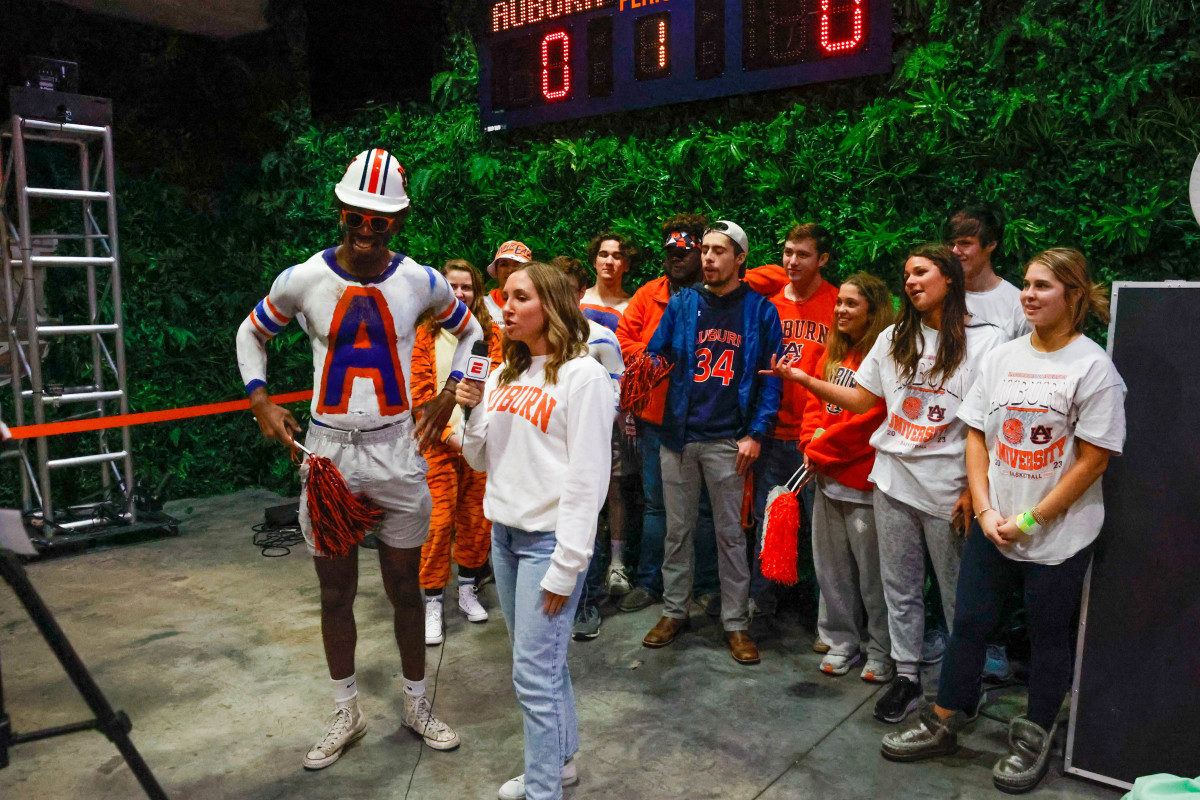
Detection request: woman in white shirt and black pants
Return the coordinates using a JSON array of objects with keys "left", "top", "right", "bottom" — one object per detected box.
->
[
  {"left": 457, "top": 261, "right": 615, "bottom": 800},
  {"left": 880, "top": 248, "right": 1125, "bottom": 794}
]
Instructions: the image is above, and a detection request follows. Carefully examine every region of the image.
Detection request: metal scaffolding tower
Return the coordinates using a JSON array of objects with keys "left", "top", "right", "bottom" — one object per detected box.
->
[{"left": 0, "top": 115, "right": 136, "bottom": 538}]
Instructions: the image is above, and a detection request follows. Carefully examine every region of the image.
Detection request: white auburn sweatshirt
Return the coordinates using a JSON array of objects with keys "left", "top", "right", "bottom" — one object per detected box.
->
[{"left": 461, "top": 353, "right": 614, "bottom": 595}]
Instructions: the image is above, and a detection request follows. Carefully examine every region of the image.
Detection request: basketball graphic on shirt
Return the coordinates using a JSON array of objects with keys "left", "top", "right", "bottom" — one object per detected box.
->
[
  {"left": 1003, "top": 418, "right": 1024, "bottom": 445},
  {"left": 902, "top": 395, "right": 923, "bottom": 420}
]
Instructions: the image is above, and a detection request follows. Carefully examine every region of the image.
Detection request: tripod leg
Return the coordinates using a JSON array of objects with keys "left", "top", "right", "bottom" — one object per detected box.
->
[{"left": 0, "top": 552, "right": 169, "bottom": 800}]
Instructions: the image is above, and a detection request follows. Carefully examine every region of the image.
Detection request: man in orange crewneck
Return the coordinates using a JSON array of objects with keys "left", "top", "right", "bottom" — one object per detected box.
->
[{"left": 750, "top": 223, "right": 839, "bottom": 615}]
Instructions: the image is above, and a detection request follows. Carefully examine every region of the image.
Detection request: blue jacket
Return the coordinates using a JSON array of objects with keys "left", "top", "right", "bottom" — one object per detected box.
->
[{"left": 646, "top": 285, "right": 783, "bottom": 452}]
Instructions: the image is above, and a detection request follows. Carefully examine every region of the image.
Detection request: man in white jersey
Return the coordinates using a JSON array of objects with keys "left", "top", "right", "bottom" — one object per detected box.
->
[
  {"left": 235, "top": 149, "right": 482, "bottom": 769},
  {"left": 948, "top": 206, "right": 1031, "bottom": 341}
]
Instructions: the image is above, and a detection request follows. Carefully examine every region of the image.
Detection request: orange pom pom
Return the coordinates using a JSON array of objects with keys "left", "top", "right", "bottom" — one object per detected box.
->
[
  {"left": 296, "top": 450, "right": 383, "bottom": 557},
  {"left": 761, "top": 489, "right": 799, "bottom": 585}
]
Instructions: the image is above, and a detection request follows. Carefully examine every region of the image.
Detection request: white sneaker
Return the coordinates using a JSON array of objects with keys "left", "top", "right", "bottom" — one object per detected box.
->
[
  {"left": 425, "top": 596, "right": 444, "bottom": 646},
  {"left": 819, "top": 651, "right": 864, "bottom": 676},
  {"left": 605, "top": 564, "right": 632, "bottom": 596},
  {"left": 401, "top": 692, "right": 460, "bottom": 750},
  {"left": 497, "top": 760, "right": 579, "bottom": 800},
  {"left": 860, "top": 658, "right": 896, "bottom": 683},
  {"left": 303, "top": 702, "right": 367, "bottom": 770},
  {"left": 458, "top": 583, "right": 489, "bottom": 623}
]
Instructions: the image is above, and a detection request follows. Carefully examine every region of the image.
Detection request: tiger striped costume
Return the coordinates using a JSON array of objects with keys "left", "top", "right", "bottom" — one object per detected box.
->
[{"left": 411, "top": 321, "right": 503, "bottom": 589}]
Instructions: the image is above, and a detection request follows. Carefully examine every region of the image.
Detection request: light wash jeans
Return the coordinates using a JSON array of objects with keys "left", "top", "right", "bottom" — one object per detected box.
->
[{"left": 492, "top": 523, "right": 587, "bottom": 800}]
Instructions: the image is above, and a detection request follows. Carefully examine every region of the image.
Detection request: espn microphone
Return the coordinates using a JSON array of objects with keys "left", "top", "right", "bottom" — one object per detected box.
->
[{"left": 462, "top": 340, "right": 491, "bottom": 421}]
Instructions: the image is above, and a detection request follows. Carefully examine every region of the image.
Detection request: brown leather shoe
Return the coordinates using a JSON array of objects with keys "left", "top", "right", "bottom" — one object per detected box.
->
[
  {"left": 642, "top": 616, "right": 689, "bottom": 648},
  {"left": 727, "top": 630, "right": 760, "bottom": 664}
]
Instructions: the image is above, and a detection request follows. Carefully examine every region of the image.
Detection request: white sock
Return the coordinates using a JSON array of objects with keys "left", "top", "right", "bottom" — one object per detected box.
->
[
  {"left": 458, "top": 576, "right": 476, "bottom": 589},
  {"left": 610, "top": 541, "right": 624, "bottom": 568},
  {"left": 403, "top": 677, "right": 426, "bottom": 698},
  {"left": 896, "top": 663, "right": 920, "bottom": 681},
  {"left": 331, "top": 673, "right": 358, "bottom": 706},
  {"left": 426, "top": 594, "right": 442, "bottom": 605}
]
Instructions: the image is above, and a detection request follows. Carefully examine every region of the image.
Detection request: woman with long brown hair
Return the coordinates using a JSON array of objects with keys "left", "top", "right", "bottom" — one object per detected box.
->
[
  {"left": 797, "top": 273, "right": 894, "bottom": 681},
  {"left": 456, "top": 262, "right": 614, "bottom": 800},
  {"left": 768, "top": 243, "right": 1005, "bottom": 724},
  {"left": 882, "top": 248, "right": 1124, "bottom": 793},
  {"left": 411, "top": 259, "right": 501, "bottom": 644}
]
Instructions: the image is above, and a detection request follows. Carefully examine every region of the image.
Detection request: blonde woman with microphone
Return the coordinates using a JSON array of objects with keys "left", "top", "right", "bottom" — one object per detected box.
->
[{"left": 456, "top": 261, "right": 614, "bottom": 800}]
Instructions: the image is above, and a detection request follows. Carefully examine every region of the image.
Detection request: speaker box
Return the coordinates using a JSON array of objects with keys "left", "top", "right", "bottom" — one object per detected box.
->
[{"left": 304, "top": 0, "right": 447, "bottom": 120}]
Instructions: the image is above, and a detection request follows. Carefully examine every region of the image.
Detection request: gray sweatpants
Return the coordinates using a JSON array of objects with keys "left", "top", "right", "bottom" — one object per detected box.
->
[
  {"left": 660, "top": 439, "right": 751, "bottom": 631},
  {"left": 812, "top": 489, "right": 890, "bottom": 662},
  {"left": 873, "top": 488, "right": 963, "bottom": 673}
]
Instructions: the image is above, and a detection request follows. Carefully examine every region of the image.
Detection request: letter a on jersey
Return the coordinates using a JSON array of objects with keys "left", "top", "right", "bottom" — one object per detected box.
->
[{"left": 318, "top": 287, "right": 409, "bottom": 415}]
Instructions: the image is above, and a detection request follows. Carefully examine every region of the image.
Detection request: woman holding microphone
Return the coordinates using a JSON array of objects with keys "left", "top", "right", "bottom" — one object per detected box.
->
[
  {"left": 881, "top": 248, "right": 1125, "bottom": 794},
  {"left": 456, "top": 262, "right": 614, "bottom": 800}
]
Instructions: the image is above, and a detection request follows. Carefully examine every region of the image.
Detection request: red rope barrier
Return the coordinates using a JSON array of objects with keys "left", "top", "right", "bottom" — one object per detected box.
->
[{"left": 7, "top": 390, "right": 313, "bottom": 440}]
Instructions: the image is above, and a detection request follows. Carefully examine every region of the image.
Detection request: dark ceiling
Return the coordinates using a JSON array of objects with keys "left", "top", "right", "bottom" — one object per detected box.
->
[{"left": 52, "top": 0, "right": 268, "bottom": 37}]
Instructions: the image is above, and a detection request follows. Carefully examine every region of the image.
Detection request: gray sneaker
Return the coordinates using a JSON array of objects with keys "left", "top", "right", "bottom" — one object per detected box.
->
[
  {"left": 697, "top": 593, "right": 721, "bottom": 618},
  {"left": 572, "top": 605, "right": 601, "bottom": 640},
  {"left": 618, "top": 586, "right": 660, "bottom": 612}
]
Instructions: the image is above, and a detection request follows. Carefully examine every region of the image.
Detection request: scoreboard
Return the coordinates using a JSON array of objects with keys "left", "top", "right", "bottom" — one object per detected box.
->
[{"left": 479, "top": 0, "right": 892, "bottom": 131}]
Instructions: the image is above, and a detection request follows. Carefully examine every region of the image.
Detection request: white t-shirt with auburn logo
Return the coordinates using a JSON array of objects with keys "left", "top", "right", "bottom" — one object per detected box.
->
[
  {"left": 958, "top": 334, "right": 1126, "bottom": 564},
  {"left": 855, "top": 321, "right": 1006, "bottom": 519}
]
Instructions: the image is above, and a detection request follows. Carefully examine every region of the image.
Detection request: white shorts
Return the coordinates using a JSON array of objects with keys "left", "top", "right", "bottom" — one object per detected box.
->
[{"left": 299, "top": 419, "right": 432, "bottom": 556}]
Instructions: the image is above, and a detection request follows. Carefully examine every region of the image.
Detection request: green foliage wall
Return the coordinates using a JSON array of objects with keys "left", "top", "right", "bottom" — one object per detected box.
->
[{"left": 12, "top": 0, "right": 1198, "bottom": 504}]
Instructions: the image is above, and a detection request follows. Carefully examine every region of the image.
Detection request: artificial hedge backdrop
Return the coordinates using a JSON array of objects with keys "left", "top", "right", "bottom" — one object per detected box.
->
[{"left": 7, "top": 0, "right": 1198, "bottom": 506}]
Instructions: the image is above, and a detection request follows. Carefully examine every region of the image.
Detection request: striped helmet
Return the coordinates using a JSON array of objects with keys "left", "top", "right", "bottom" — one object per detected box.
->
[{"left": 334, "top": 149, "right": 410, "bottom": 213}]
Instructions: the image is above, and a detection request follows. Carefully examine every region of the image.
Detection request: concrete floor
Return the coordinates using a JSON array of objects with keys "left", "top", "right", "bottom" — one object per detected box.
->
[{"left": 0, "top": 489, "right": 1121, "bottom": 800}]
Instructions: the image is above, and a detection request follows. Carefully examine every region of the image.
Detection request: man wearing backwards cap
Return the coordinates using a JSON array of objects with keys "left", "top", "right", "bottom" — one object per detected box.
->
[
  {"left": 484, "top": 240, "right": 533, "bottom": 327},
  {"left": 616, "top": 212, "right": 723, "bottom": 615},
  {"left": 639, "top": 219, "right": 783, "bottom": 665},
  {"left": 236, "top": 148, "right": 481, "bottom": 768}
]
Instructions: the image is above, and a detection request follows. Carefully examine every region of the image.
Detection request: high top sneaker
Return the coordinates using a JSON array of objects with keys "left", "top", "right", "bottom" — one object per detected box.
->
[
  {"left": 401, "top": 692, "right": 460, "bottom": 750},
  {"left": 302, "top": 700, "right": 367, "bottom": 769},
  {"left": 458, "top": 581, "right": 488, "bottom": 623},
  {"left": 424, "top": 595, "right": 444, "bottom": 646}
]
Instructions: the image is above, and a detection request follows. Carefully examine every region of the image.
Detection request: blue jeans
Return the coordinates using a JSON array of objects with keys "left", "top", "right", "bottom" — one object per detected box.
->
[
  {"left": 492, "top": 523, "right": 587, "bottom": 800},
  {"left": 634, "top": 423, "right": 720, "bottom": 597},
  {"left": 750, "top": 437, "right": 807, "bottom": 600}
]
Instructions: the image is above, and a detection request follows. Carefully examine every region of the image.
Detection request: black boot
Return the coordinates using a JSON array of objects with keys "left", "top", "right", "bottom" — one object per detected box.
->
[{"left": 992, "top": 715, "right": 1057, "bottom": 794}]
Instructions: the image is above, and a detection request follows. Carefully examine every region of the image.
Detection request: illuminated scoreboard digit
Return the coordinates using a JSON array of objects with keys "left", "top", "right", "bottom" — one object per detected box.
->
[{"left": 480, "top": 0, "right": 892, "bottom": 131}]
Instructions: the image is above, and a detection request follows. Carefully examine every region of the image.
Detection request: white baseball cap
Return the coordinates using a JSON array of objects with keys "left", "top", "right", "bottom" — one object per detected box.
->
[
  {"left": 704, "top": 220, "right": 749, "bottom": 253},
  {"left": 334, "top": 149, "right": 410, "bottom": 213}
]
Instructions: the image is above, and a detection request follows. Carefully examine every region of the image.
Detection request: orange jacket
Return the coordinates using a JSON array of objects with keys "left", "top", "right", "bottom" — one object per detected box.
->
[
  {"left": 799, "top": 349, "right": 886, "bottom": 492},
  {"left": 616, "top": 276, "right": 671, "bottom": 425}
]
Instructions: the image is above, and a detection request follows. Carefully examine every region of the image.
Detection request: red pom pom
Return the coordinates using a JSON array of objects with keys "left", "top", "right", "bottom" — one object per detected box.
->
[
  {"left": 620, "top": 352, "right": 673, "bottom": 414},
  {"left": 300, "top": 453, "right": 383, "bottom": 556},
  {"left": 761, "top": 490, "right": 800, "bottom": 585}
]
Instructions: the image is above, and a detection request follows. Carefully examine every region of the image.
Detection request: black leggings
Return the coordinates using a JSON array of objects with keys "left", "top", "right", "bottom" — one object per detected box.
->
[{"left": 937, "top": 523, "right": 1093, "bottom": 730}]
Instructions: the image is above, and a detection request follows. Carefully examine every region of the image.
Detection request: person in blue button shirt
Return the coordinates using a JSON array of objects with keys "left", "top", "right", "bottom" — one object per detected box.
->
[{"left": 638, "top": 220, "right": 783, "bottom": 665}]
